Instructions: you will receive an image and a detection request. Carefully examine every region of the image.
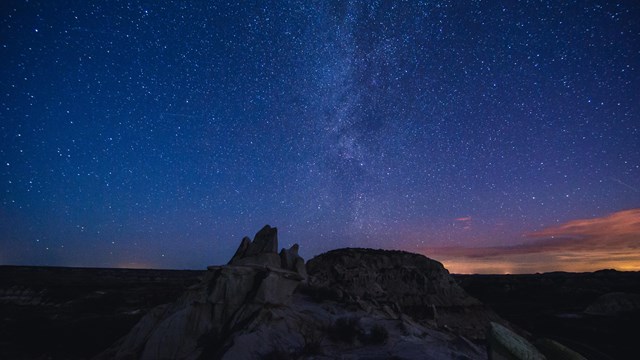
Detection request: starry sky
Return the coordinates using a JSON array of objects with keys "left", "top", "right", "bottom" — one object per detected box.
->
[{"left": 1, "top": 1, "right": 639, "bottom": 273}]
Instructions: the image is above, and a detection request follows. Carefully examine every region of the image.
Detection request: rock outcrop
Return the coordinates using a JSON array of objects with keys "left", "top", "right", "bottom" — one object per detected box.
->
[
  {"left": 306, "top": 248, "right": 501, "bottom": 339},
  {"left": 487, "top": 322, "right": 546, "bottom": 360},
  {"left": 534, "top": 338, "right": 587, "bottom": 360},
  {"left": 227, "top": 225, "right": 283, "bottom": 270},
  {"left": 486, "top": 322, "right": 588, "bottom": 360},
  {"left": 96, "top": 225, "right": 307, "bottom": 360},
  {"left": 227, "top": 225, "right": 308, "bottom": 280},
  {"left": 96, "top": 228, "right": 492, "bottom": 359},
  {"left": 279, "top": 243, "right": 308, "bottom": 279}
]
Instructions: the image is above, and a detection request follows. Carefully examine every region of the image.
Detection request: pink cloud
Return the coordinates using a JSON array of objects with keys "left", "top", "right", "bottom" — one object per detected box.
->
[
  {"left": 419, "top": 209, "right": 640, "bottom": 274},
  {"left": 527, "top": 208, "right": 640, "bottom": 249}
]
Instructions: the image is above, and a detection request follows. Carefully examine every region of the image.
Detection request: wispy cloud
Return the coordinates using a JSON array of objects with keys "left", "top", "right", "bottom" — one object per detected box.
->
[
  {"left": 453, "top": 216, "right": 472, "bottom": 230},
  {"left": 421, "top": 209, "right": 640, "bottom": 274},
  {"left": 527, "top": 208, "right": 640, "bottom": 248}
]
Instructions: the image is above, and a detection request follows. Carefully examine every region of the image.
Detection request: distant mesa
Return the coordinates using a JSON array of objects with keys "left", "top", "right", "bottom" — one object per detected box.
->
[{"left": 584, "top": 292, "right": 640, "bottom": 316}]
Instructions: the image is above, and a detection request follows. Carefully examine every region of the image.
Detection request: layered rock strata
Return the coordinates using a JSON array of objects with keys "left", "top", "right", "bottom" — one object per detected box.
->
[
  {"left": 306, "top": 248, "right": 501, "bottom": 339},
  {"left": 96, "top": 227, "right": 490, "bottom": 359},
  {"left": 96, "top": 225, "right": 307, "bottom": 359}
]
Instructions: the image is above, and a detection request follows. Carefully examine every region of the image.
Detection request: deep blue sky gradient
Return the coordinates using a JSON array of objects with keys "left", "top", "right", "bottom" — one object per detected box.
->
[{"left": 1, "top": 1, "right": 639, "bottom": 269}]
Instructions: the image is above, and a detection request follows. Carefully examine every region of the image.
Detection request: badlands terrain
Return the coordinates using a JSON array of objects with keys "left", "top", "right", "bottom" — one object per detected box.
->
[{"left": 1, "top": 226, "right": 638, "bottom": 359}]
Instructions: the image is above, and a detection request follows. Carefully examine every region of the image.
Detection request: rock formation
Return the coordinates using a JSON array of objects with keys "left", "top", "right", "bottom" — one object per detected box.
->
[
  {"left": 487, "top": 322, "right": 546, "bottom": 360},
  {"left": 306, "top": 248, "right": 501, "bottom": 339},
  {"left": 96, "top": 225, "right": 308, "bottom": 359},
  {"left": 0, "top": 246, "right": 616, "bottom": 359},
  {"left": 227, "top": 225, "right": 308, "bottom": 280},
  {"left": 534, "top": 338, "right": 587, "bottom": 360},
  {"left": 279, "top": 243, "right": 308, "bottom": 279},
  {"left": 487, "top": 322, "right": 588, "bottom": 360},
  {"left": 95, "top": 227, "right": 496, "bottom": 359}
]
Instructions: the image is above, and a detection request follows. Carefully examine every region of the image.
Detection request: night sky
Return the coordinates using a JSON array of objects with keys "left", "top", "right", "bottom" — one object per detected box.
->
[{"left": 1, "top": 1, "right": 639, "bottom": 273}]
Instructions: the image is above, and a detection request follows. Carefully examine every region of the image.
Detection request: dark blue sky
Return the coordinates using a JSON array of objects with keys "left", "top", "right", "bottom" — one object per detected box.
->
[{"left": 1, "top": 1, "right": 639, "bottom": 271}]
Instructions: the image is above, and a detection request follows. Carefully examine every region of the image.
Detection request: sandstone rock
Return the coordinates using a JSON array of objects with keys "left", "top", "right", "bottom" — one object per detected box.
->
[
  {"left": 111, "top": 304, "right": 172, "bottom": 359},
  {"left": 487, "top": 322, "right": 546, "bottom": 360},
  {"left": 307, "top": 248, "right": 475, "bottom": 306},
  {"left": 230, "top": 252, "right": 282, "bottom": 269},
  {"left": 96, "top": 226, "right": 309, "bottom": 360},
  {"left": 228, "top": 225, "right": 308, "bottom": 279},
  {"left": 228, "top": 236, "right": 250, "bottom": 264},
  {"left": 280, "top": 243, "right": 308, "bottom": 280},
  {"left": 96, "top": 264, "right": 303, "bottom": 360},
  {"left": 279, "top": 243, "right": 299, "bottom": 269},
  {"left": 306, "top": 248, "right": 501, "bottom": 339},
  {"left": 534, "top": 338, "right": 587, "bottom": 360},
  {"left": 95, "top": 229, "right": 492, "bottom": 360},
  {"left": 244, "top": 224, "right": 278, "bottom": 256},
  {"left": 293, "top": 258, "right": 308, "bottom": 280}
]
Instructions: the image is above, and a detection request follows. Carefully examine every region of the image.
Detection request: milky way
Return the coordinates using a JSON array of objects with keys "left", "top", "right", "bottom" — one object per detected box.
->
[{"left": 1, "top": 1, "right": 639, "bottom": 271}]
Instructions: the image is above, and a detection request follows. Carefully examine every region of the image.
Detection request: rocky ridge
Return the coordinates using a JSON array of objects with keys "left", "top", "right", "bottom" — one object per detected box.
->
[
  {"left": 96, "top": 225, "right": 309, "bottom": 359},
  {"left": 1, "top": 249, "right": 625, "bottom": 359},
  {"left": 96, "top": 225, "right": 493, "bottom": 359},
  {"left": 306, "top": 248, "right": 499, "bottom": 339},
  {"left": 584, "top": 291, "right": 640, "bottom": 316}
]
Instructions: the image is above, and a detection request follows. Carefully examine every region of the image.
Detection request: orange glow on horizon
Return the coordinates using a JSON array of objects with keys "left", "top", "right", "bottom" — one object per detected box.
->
[
  {"left": 418, "top": 209, "right": 640, "bottom": 274},
  {"left": 432, "top": 250, "right": 640, "bottom": 274}
]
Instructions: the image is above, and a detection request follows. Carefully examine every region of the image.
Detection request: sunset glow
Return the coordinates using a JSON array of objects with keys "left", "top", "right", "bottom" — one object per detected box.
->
[
  {"left": 424, "top": 209, "right": 640, "bottom": 274},
  {"left": 1, "top": 2, "right": 638, "bottom": 273}
]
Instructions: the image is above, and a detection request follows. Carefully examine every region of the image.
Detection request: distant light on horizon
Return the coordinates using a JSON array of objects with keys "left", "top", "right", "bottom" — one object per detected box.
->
[
  {"left": 423, "top": 209, "right": 640, "bottom": 274},
  {"left": 436, "top": 252, "right": 640, "bottom": 275}
]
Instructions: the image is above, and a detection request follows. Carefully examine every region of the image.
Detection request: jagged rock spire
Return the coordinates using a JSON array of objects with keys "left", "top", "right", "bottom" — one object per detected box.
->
[
  {"left": 228, "top": 225, "right": 279, "bottom": 264},
  {"left": 228, "top": 225, "right": 307, "bottom": 279},
  {"left": 245, "top": 224, "right": 279, "bottom": 256}
]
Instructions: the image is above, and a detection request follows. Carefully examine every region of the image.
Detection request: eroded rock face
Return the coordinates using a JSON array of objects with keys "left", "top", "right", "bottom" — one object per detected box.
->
[
  {"left": 228, "top": 225, "right": 281, "bottom": 268},
  {"left": 96, "top": 229, "right": 491, "bottom": 359},
  {"left": 307, "top": 248, "right": 471, "bottom": 305},
  {"left": 279, "top": 243, "right": 308, "bottom": 279},
  {"left": 487, "top": 322, "right": 546, "bottom": 360},
  {"left": 227, "top": 225, "right": 307, "bottom": 280},
  {"left": 245, "top": 225, "right": 278, "bottom": 256},
  {"left": 96, "top": 225, "right": 307, "bottom": 360},
  {"left": 99, "top": 264, "right": 304, "bottom": 360},
  {"left": 306, "top": 248, "right": 501, "bottom": 339},
  {"left": 534, "top": 338, "right": 587, "bottom": 360}
]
